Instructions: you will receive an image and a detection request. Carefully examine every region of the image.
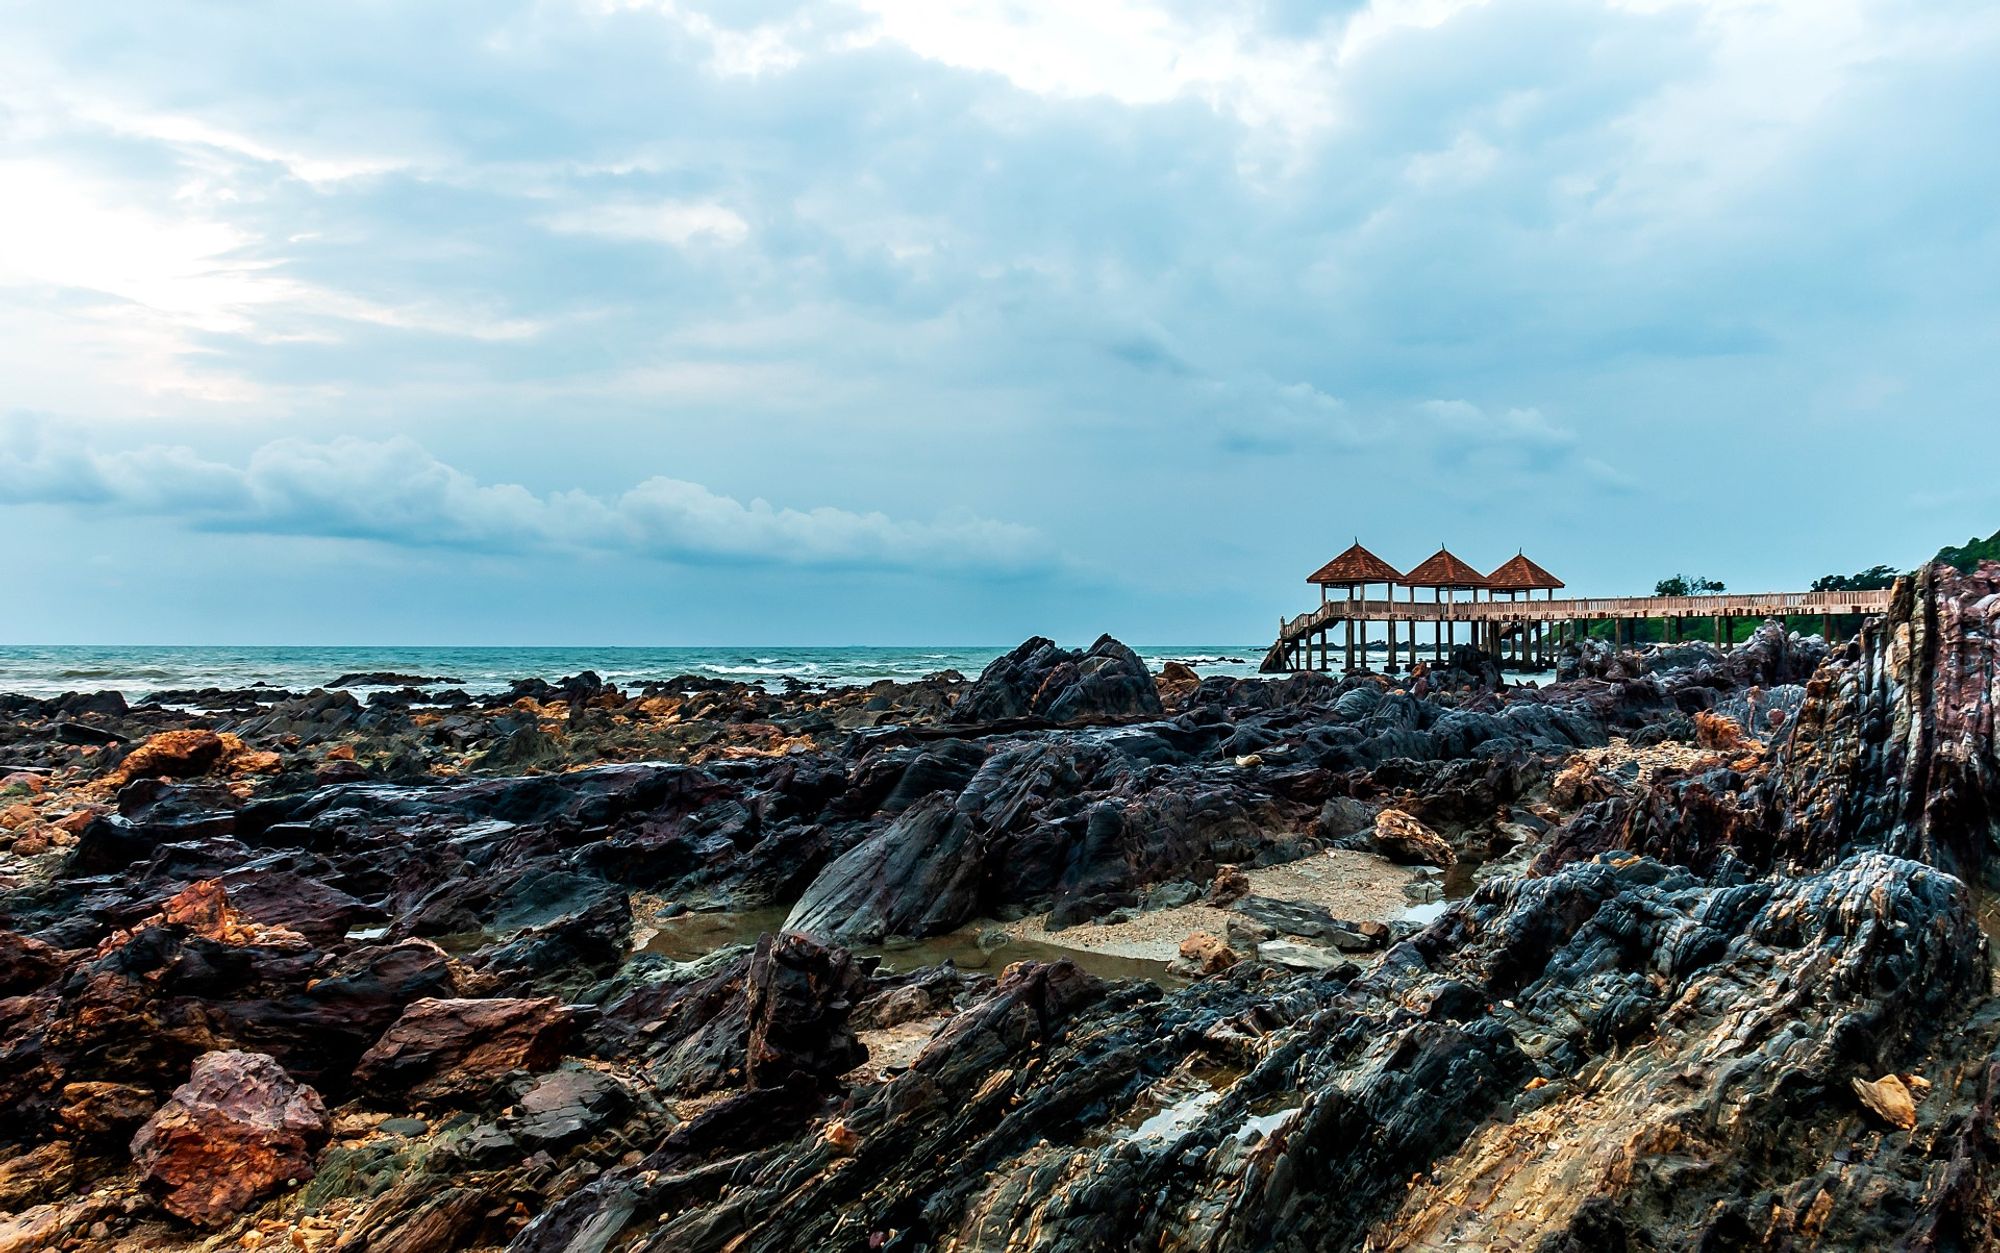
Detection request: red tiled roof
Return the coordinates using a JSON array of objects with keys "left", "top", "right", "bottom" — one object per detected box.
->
[
  {"left": 1401, "top": 547, "right": 1491, "bottom": 588},
  {"left": 1485, "top": 552, "right": 1565, "bottom": 591},
  {"left": 1307, "top": 542, "right": 1404, "bottom": 586}
]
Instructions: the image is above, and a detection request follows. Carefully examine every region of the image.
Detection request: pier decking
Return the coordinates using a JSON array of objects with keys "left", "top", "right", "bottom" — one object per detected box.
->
[{"left": 1263, "top": 586, "right": 1892, "bottom": 674}]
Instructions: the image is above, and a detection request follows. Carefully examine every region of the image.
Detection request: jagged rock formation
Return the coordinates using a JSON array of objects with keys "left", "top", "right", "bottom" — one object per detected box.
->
[
  {"left": 948, "top": 635, "right": 1165, "bottom": 725},
  {"left": 2, "top": 594, "right": 1998, "bottom": 1251},
  {"left": 1771, "top": 563, "right": 2000, "bottom": 880},
  {"left": 517, "top": 852, "right": 1987, "bottom": 1251}
]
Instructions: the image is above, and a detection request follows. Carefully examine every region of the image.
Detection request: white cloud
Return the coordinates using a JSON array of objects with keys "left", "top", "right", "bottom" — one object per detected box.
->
[
  {"left": 0, "top": 422, "right": 1048, "bottom": 574},
  {"left": 543, "top": 200, "right": 752, "bottom": 247}
]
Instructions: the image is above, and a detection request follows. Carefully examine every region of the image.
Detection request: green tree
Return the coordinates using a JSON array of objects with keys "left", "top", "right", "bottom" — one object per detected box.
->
[
  {"left": 1810, "top": 564, "right": 1900, "bottom": 592},
  {"left": 1654, "top": 574, "right": 1725, "bottom": 597},
  {"left": 1934, "top": 529, "right": 2000, "bottom": 573}
]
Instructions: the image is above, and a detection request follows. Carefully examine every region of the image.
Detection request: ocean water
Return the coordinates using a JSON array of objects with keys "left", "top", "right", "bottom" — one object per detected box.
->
[{"left": 0, "top": 644, "right": 1264, "bottom": 700}]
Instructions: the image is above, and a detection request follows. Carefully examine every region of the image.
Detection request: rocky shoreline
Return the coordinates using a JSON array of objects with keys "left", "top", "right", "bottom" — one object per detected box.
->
[{"left": 2, "top": 573, "right": 1998, "bottom": 1250}]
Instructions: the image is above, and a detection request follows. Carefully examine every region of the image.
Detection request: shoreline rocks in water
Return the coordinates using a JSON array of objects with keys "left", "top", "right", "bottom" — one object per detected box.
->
[{"left": 0, "top": 568, "right": 1996, "bottom": 1249}]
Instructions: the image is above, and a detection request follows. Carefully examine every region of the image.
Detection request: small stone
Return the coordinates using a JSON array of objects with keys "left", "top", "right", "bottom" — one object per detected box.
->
[
  {"left": 1172, "top": 932, "right": 1239, "bottom": 977},
  {"left": 1255, "top": 939, "right": 1356, "bottom": 974},
  {"left": 1205, "top": 865, "right": 1250, "bottom": 906},
  {"left": 1372, "top": 810, "right": 1457, "bottom": 868},
  {"left": 1851, "top": 1074, "right": 1918, "bottom": 1130}
]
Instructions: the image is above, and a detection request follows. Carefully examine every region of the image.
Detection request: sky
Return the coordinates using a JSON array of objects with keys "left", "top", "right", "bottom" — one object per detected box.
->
[{"left": 2, "top": 0, "right": 1997, "bottom": 646}]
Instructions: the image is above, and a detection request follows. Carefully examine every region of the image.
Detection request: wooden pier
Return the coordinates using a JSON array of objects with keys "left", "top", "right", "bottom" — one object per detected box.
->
[{"left": 1262, "top": 542, "right": 1893, "bottom": 674}]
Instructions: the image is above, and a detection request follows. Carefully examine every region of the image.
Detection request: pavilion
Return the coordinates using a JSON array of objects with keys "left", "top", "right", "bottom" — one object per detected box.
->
[
  {"left": 1400, "top": 546, "right": 1490, "bottom": 667},
  {"left": 1307, "top": 541, "right": 1403, "bottom": 673},
  {"left": 1485, "top": 551, "right": 1565, "bottom": 665}
]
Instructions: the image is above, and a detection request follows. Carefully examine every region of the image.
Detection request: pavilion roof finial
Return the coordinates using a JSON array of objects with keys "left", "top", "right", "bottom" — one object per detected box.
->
[
  {"left": 1401, "top": 546, "right": 1490, "bottom": 589},
  {"left": 1308, "top": 541, "right": 1404, "bottom": 587},
  {"left": 1486, "top": 551, "right": 1565, "bottom": 591}
]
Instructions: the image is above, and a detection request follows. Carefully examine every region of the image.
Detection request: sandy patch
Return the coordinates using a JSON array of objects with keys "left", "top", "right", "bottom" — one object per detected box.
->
[
  {"left": 849, "top": 1018, "right": 947, "bottom": 1082},
  {"left": 1005, "top": 849, "right": 1418, "bottom": 963}
]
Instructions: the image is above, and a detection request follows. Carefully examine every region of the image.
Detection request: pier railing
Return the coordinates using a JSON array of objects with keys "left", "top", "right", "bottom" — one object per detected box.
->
[{"left": 1278, "top": 589, "right": 1891, "bottom": 639}]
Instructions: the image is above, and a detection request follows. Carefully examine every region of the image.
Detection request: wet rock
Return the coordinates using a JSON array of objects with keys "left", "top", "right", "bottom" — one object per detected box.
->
[
  {"left": 328, "top": 672, "right": 464, "bottom": 688},
  {"left": 512, "top": 1067, "right": 631, "bottom": 1148},
  {"left": 783, "top": 794, "right": 981, "bottom": 943},
  {"left": 1234, "top": 895, "right": 1386, "bottom": 951},
  {"left": 130, "top": 1050, "right": 328, "bottom": 1226},
  {"left": 743, "top": 932, "right": 867, "bottom": 1088}
]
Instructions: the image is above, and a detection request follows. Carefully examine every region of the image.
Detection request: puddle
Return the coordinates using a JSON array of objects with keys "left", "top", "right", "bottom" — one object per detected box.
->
[
  {"left": 1088, "top": 1059, "right": 1248, "bottom": 1146},
  {"left": 1131, "top": 1089, "right": 1223, "bottom": 1140},
  {"left": 1235, "top": 1105, "right": 1301, "bottom": 1144},
  {"left": 642, "top": 906, "right": 793, "bottom": 962},
  {"left": 638, "top": 906, "right": 1184, "bottom": 988}
]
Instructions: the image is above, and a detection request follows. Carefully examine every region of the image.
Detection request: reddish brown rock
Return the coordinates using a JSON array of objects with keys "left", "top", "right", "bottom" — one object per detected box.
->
[
  {"left": 96, "top": 729, "right": 228, "bottom": 790},
  {"left": 1694, "top": 710, "right": 1751, "bottom": 751},
  {"left": 0, "top": 930, "right": 66, "bottom": 994},
  {"left": 97, "top": 879, "right": 308, "bottom": 954},
  {"left": 354, "top": 997, "right": 574, "bottom": 1102},
  {"left": 1205, "top": 864, "right": 1250, "bottom": 905},
  {"left": 57, "top": 1081, "right": 157, "bottom": 1135},
  {"left": 129, "top": 1050, "right": 328, "bottom": 1226},
  {"left": 1173, "top": 932, "right": 1239, "bottom": 977}
]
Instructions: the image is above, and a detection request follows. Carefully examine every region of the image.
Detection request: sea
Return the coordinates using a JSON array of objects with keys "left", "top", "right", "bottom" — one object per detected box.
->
[{"left": 0, "top": 644, "right": 1265, "bottom": 701}]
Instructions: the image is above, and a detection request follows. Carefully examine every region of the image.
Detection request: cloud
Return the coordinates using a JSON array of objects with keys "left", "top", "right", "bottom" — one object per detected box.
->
[
  {"left": 0, "top": 421, "right": 1048, "bottom": 574},
  {"left": 2, "top": 0, "right": 1998, "bottom": 635},
  {"left": 543, "top": 200, "right": 752, "bottom": 246}
]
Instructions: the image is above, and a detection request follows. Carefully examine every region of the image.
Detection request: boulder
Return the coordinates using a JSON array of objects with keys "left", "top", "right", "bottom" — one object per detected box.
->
[
  {"left": 354, "top": 998, "right": 575, "bottom": 1103},
  {"left": 98, "top": 730, "right": 228, "bottom": 789},
  {"left": 130, "top": 1051, "right": 328, "bottom": 1226}
]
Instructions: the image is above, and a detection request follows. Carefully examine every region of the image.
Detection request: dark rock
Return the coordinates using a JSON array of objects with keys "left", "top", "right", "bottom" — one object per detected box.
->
[
  {"left": 949, "top": 635, "right": 1164, "bottom": 725},
  {"left": 783, "top": 794, "right": 981, "bottom": 943},
  {"left": 511, "top": 1068, "right": 630, "bottom": 1148},
  {"left": 328, "top": 672, "right": 465, "bottom": 688}
]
